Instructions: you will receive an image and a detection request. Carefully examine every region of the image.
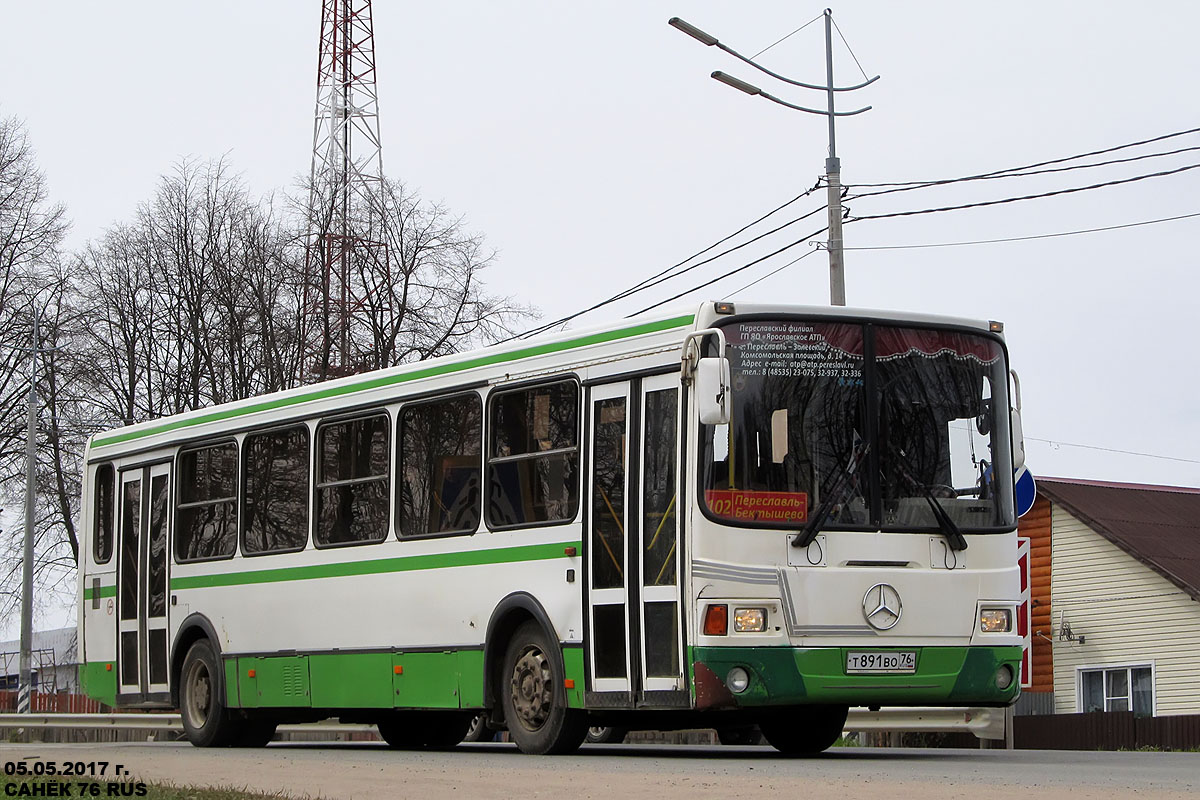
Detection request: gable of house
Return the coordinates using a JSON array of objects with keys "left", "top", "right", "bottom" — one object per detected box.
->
[{"left": 1039, "top": 479, "right": 1200, "bottom": 716}]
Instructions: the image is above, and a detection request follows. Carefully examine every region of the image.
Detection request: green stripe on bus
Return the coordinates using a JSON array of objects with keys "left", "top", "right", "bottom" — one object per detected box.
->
[
  {"left": 83, "top": 585, "right": 117, "bottom": 601},
  {"left": 92, "top": 314, "right": 695, "bottom": 449},
  {"left": 169, "top": 540, "right": 582, "bottom": 591}
]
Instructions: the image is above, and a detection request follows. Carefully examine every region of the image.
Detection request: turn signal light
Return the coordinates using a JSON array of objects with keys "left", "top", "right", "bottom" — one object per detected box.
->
[{"left": 703, "top": 604, "right": 729, "bottom": 636}]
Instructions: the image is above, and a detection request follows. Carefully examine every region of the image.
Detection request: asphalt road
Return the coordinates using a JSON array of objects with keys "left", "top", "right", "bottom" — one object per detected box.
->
[{"left": 6, "top": 741, "right": 1199, "bottom": 800}]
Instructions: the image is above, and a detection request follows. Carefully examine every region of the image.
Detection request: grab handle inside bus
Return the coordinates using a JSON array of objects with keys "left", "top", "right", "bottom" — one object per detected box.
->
[{"left": 682, "top": 328, "right": 730, "bottom": 426}]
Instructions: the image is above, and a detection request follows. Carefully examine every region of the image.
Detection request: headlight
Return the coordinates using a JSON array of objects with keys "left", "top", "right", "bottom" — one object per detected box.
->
[
  {"left": 733, "top": 607, "right": 767, "bottom": 632},
  {"left": 979, "top": 608, "right": 1012, "bottom": 633},
  {"left": 727, "top": 667, "right": 750, "bottom": 694}
]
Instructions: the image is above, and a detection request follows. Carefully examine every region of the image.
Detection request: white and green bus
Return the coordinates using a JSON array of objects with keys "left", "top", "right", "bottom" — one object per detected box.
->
[{"left": 77, "top": 301, "right": 1024, "bottom": 754}]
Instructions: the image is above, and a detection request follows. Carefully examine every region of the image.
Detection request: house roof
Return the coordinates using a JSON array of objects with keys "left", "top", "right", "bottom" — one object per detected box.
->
[{"left": 1037, "top": 478, "right": 1200, "bottom": 602}]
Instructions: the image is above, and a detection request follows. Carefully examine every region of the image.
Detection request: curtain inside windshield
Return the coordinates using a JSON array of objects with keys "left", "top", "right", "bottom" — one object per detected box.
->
[
  {"left": 699, "top": 320, "right": 1014, "bottom": 532},
  {"left": 875, "top": 326, "right": 1012, "bottom": 530}
]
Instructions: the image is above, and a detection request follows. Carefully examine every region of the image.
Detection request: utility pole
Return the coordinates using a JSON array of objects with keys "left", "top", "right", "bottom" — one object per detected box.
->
[
  {"left": 18, "top": 309, "right": 40, "bottom": 716},
  {"left": 669, "top": 10, "right": 877, "bottom": 306},
  {"left": 822, "top": 9, "right": 846, "bottom": 306}
]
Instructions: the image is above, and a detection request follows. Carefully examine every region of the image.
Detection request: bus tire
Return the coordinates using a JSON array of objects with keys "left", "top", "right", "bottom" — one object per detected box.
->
[
  {"left": 758, "top": 704, "right": 849, "bottom": 755},
  {"left": 462, "top": 713, "right": 490, "bottom": 742},
  {"left": 500, "top": 621, "right": 586, "bottom": 755},
  {"left": 378, "top": 712, "right": 473, "bottom": 750},
  {"left": 585, "top": 725, "right": 628, "bottom": 744},
  {"left": 179, "top": 639, "right": 236, "bottom": 747},
  {"left": 716, "top": 725, "right": 764, "bottom": 746}
]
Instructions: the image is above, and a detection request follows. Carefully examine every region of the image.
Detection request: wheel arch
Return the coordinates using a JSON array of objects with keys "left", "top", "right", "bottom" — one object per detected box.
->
[
  {"left": 482, "top": 592, "right": 565, "bottom": 713},
  {"left": 170, "top": 613, "right": 224, "bottom": 707}
]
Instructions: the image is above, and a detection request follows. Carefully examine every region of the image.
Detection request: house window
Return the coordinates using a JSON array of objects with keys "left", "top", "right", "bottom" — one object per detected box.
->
[{"left": 1080, "top": 665, "right": 1154, "bottom": 715}]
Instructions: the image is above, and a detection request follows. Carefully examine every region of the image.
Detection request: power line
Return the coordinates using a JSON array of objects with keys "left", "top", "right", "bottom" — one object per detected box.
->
[
  {"left": 848, "top": 144, "right": 1200, "bottom": 201},
  {"left": 1026, "top": 436, "right": 1200, "bottom": 466},
  {"left": 847, "top": 124, "right": 1200, "bottom": 191},
  {"left": 722, "top": 247, "right": 819, "bottom": 297},
  {"left": 847, "top": 163, "right": 1200, "bottom": 223},
  {"left": 632, "top": 226, "right": 827, "bottom": 316},
  {"left": 503, "top": 198, "right": 826, "bottom": 342},
  {"left": 841, "top": 211, "right": 1200, "bottom": 251}
]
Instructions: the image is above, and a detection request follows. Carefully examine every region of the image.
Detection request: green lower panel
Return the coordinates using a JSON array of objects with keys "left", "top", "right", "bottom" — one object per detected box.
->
[
  {"left": 562, "top": 645, "right": 584, "bottom": 709},
  {"left": 235, "top": 656, "right": 310, "bottom": 708},
  {"left": 79, "top": 662, "right": 117, "bottom": 708},
  {"left": 310, "top": 653, "right": 394, "bottom": 708},
  {"left": 222, "top": 649, "right": 488, "bottom": 710},
  {"left": 694, "top": 645, "right": 1022, "bottom": 707},
  {"left": 392, "top": 652, "right": 459, "bottom": 709},
  {"left": 457, "top": 650, "right": 485, "bottom": 708}
]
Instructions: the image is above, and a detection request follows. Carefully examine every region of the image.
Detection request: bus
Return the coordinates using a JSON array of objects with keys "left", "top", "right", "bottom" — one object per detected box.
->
[{"left": 77, "top": 301, "right": 1024, "bottom": 754}]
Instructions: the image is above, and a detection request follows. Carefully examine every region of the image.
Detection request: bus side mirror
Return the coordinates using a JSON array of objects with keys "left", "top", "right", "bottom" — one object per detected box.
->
[
  {"left": 696, "top": 357, "right": 731, "bottom": 425},
  {"left": 1011, "top": 407, "right": 1026, "bottom": 470},
  {"left": 1009, "top": 369, "right": 1026, "bottom": 470}
]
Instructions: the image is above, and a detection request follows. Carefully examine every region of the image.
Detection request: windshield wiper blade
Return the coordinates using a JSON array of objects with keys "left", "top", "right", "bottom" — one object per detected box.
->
[
  {"left": 916, "top": 482, "right": 968, "bottom": 551},
  {"left": 888, "top": 446, "right": 968, "bottom": 552},
  {"left": 793, "top": 444, "right": 869, "bottom": 549}
]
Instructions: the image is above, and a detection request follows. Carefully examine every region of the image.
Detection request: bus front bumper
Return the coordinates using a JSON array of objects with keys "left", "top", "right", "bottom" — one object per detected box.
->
[{"left": 692, "top": 645, "right": 1022, "bottom": 709}]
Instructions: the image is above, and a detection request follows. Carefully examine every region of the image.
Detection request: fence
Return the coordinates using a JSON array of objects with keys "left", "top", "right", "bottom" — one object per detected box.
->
[
  {"left": 1015, "top": 711, "right": 1200, "bottom": 751},
  {"left": 0, "top": 690, "right": 104, "bottom": 714}
]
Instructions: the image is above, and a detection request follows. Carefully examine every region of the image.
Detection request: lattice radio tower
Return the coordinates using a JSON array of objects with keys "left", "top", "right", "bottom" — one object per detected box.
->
[{"left": 305, "top": 0, "right": 385, "bottom": 377}]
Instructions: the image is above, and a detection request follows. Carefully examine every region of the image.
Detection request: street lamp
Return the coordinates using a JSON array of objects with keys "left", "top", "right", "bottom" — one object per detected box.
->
[{"left": 670, "top": 12, "right": 879, "bottom": 306}]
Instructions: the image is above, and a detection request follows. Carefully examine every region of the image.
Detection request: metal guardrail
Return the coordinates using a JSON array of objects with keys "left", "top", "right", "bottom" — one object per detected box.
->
[
  {"left": 0, "top": 713, "right": 374, "bottom": 734},
  {"left": 845, "top": 707, "right": 1006, "bottom": 740},
  {"left": 0, "top": 708, "right": 1004, "bottom": 740}
]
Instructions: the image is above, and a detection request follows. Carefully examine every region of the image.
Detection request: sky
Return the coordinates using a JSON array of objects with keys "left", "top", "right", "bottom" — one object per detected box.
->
[{"left": 1, "top": 1, "right": 1198, "bottom": 518}]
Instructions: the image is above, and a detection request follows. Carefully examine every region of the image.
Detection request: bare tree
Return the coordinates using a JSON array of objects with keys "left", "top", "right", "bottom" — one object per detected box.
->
[
  {"left": 0, "top": 115, "right": 71, "bottom": 630},
  {"left": 299, "top": 175, "right": 532, "bottom": 377}
]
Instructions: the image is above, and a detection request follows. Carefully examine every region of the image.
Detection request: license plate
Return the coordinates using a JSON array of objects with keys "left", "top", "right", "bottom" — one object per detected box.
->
[{"left": 845, "top": 651, "right": 917, "bottom": 674}]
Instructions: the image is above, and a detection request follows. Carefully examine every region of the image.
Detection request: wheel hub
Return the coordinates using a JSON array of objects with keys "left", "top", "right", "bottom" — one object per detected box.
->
[
  {"left": 185, "top": 661, "right": 212, "bottom": 728},
  {"left": 510, "top": 645, "right": 552, "bottom": 731}
]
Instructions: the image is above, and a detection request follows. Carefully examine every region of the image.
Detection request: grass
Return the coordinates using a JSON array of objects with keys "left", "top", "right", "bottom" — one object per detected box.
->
[{"left": 2, "top": 776, "right": 321, "bottom": 800}]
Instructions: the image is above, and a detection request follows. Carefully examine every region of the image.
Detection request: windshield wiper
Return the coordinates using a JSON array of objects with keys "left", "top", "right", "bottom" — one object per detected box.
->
[
  {"left": 889, "top": 447, "right": 968, "bottom": 552},
  {"left": 793, "top": 444, "right": 869, "bottom": 549}
]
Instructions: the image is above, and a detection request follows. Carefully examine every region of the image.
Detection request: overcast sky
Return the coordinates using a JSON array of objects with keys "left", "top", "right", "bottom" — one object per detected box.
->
[{"left": 2, "top": 0, "right": 1198, "bottom": 502}]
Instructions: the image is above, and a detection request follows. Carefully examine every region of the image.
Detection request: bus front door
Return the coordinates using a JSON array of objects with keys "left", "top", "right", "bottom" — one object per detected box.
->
[
  {"left": 116, "top": 463, "right": 171, "bottom": 705},
  {"left": 586, "top": 374, "right": 686, "bottom": 707}
]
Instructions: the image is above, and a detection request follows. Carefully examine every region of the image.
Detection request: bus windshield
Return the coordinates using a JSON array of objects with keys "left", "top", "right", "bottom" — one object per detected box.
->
[{"left": 700, "top": 319, "right": 1015, "bottom": 533}]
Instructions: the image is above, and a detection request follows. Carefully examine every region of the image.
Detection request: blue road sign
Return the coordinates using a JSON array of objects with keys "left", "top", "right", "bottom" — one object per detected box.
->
[{"left": 1015, "top": 465, "right": 1037, "bottom": 518}]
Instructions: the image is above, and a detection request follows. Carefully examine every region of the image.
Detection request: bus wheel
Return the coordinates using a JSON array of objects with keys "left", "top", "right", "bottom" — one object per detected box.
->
[
  {"left": 716, "top": 725, "right": 764, "bottom": 746},
  {"left": 501, "top": 621, "right": 586, "bottom": 755},
  {"left": 378, "top": 712, "right": 473, "bottom": 749},
  {"left": 758, "top": 705, "right": 849, "bottom": 755},
  {"left": 179, "top": 639, "right": 236, "bottom": 747},
  {"left": 462, "top": 713, "right": 490, "bottom": 742},
  {"left": 585, "top": 726, "right": 628, "bottom": 744}
]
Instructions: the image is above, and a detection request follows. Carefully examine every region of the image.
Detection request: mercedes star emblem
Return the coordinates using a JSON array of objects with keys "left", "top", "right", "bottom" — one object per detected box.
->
[{"left": 862, "top": 583, "right": 902, "bottom": 631}]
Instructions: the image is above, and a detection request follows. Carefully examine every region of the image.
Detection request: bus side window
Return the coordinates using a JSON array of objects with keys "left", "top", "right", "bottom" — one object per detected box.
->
[
  {"left": 93, "top": 463, "right": 115, "bottom": 564},
  {"left": 242, "top": 424, "right": 311, "bottom": 555},
  {"left": 398, "top": 393, "right": 482, "bottom": 538},
  {"left": 486, "top": 381, "right": 579, "bottom": 528},
  {"left": 176, "top": 442, "right": 239, "bottom": 561},
  {"left": 315, "top": 413, "right": 391, "bottom": 546}
]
